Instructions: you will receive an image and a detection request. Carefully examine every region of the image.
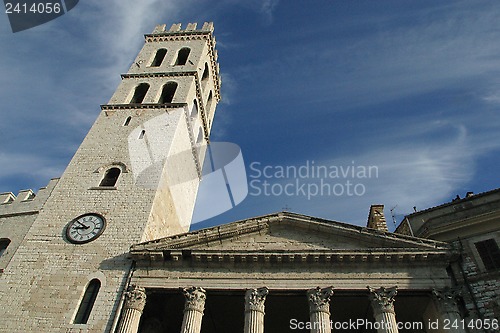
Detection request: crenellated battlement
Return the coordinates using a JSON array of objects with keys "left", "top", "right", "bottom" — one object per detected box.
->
[
  {"left": 0, "top": 178, "right": 59, "bottom": 217},
  {"left": 0, "top": 189, "right": 37, "bottom": 203},
  {"left": 150, "top": 22, "right": 214, "bottom": 35}
]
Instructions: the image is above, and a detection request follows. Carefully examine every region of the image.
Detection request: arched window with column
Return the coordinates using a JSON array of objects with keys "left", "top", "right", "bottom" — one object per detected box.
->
[
  {"left": 159, "top": 82, "right": 178, "bottom": 104},
  {"left": 74, "top": 279, "right": 101, "bottom": 324},
  {"left": 174, "top": 47, "right": 190, "bottom": 66},
  {"left": 150, "top": 49, "right": 167, "bottom": 67},
  {"left": 130, "top": 83, "right": 149, "bottom": 104}
]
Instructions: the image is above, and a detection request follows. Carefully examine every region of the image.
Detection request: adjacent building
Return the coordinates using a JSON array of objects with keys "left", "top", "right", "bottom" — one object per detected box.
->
[{"left": 396, "top": 189, "right": 500, "bottom": 327}]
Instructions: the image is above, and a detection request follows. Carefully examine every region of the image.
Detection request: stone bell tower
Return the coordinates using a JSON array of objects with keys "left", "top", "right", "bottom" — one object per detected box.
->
[{"left": 0, "top": 22, "right": 220, "bottom": 332}]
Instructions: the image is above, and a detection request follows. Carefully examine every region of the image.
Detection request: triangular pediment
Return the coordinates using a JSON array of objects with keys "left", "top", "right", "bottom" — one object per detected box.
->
[{"left": 131, "top": 212, "right": 451, "bottom": 263}]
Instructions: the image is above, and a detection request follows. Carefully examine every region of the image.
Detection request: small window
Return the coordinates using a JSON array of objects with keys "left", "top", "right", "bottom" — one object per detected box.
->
[
  {"left": 202, "top": 63, "right": 209, "bottom": 82},
  {"left": 150, "top": 48, "right": 167, "bottom": 67},
  {"left": 175, "top": 47, "right": 190, "bottom": 66},
  {"left": 130, "top": 83, "right": 149, "bottom": 104},
  {"left": 74, "top": 279, "right": 101, "bottom": 324},
  {"left": 159, "top": 82, "right": 178, "bottom": 104},
  {"left": 123, "top": 116, "right": 132, "bottom": 126},
  {"left": 0, "top": 239, "right": 11, "bottom": 258},
  {"left": 99, "top": 168, "right": 121, "bottom": 187},
  {"left": 191, "top": 100, "right": 198, "bottom": 118},
  {"left": 139, "top": 130, "right": 146, "bottom": 139},
  {"left": 475, "top": 239, "right": 500, "bottom": 271}
]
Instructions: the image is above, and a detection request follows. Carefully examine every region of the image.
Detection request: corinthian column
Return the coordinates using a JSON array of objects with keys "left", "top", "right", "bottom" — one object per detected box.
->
[
  {"left": 432, "top": 288, "right": 466, "bottom": 333},
  {"left": 307, "top": 286, "right": 334, "bottom": 333},
  {"left": 180, "top": 287, "right": 206, "bottom": 333},
  {"left": 368, "top": 286, "right": 399, "bottom": 333},
  {"left": 244, "top": 287, "right": 269, "bottom": 333},
  {"left": 116, "top": 285, "right": 147, "bottom": 333}
]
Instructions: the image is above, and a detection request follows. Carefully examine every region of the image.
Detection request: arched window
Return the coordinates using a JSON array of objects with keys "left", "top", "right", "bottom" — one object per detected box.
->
[
  {"left": 191, "top": 100, "right": 198, "bottom": 118},
  {"left": 123, "top": 116, "right": 132, "bottom": 126},
  {"left": 175, "top": 47, "right": 190, "bottom": 66},
  {"left": 202, "top": 63, "right": 209, "bottom": 83},
  {"left": 130, "top": 83, "right": 149, "bottom": 104},
  {"left": 74, "top": 279, "right": 101, "bottom": 324},
  {"left": 99, "top": 167, "right": 121, "bottom": 187},
  {"left": 150, "top": 49, "right": 167, "bottom": 67},
  {"left": 206, "top": 91, "right": 213, "bottom": 114},
  {"left": 159, "top": 82, "right": 178, "bottom": 104},
  {"left": 139, "top": 130, "right": 146, "bottom": 139},
  {"left": 0, "top": 238, "right": 11, "bottom": 258}
]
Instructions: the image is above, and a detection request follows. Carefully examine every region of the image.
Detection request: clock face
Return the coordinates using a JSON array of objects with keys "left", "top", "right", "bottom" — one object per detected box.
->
[{"left": 66, "top": 214, "right": 106, "bottom": 244}]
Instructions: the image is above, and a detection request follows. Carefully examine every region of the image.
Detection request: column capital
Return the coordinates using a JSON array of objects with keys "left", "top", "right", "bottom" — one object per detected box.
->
[
  {"left": 432, "top": 287, "right": 462, "bottom": 315},
  {"left": 307, "top": 286, "right": 334, "bottom": 315},
  {"left": 123, "top": 285, "right": 147, "bottom": 313},
  {"left": 368, "top": 286, "right": 397, "bottom": 315},
  {"left": 245, "top": 287, "right": 269, "bottom": 313},
  {"left": 183, "top": 287, "right": 207, "bottom": 314}
]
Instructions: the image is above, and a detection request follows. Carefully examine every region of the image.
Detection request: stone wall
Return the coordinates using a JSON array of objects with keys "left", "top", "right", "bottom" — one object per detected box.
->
[
  {"left": 451, "top": 234, "right": 500, "bottom": 324},
  {"left": 0, "top": 178, "right": 58, "bottom": 272}
]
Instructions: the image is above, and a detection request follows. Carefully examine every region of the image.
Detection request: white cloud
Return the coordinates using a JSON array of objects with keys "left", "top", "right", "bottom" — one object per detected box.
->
[
  {"left": 0, "top": 152, "right": 64, "bottom": 189},
  {"left": 260, "top": 0, "right": 279, "bottom": 23}
]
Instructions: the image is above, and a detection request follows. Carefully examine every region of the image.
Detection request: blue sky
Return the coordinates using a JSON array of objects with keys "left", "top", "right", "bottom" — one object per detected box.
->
[{"left": 1, "top": 0, "right": 500, "bottom": 231}]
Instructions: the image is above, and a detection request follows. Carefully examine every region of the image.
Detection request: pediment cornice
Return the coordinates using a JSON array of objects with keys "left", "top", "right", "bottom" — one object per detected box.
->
[{"left": 131, "top": 212, "right": 452, "bottom": 264}]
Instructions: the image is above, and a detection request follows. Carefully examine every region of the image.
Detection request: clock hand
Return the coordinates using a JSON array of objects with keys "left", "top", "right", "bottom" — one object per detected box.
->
[
  {"left": 74, "top": 226, "right": 88, "bottom": 230},
  {"left": 76, "top": 221, "right": 90, "bottom": 229}
]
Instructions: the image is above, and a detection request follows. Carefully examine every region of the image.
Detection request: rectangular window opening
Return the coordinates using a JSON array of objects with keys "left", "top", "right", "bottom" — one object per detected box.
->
[{"left": 475, "top": 239, "right": 500, "bottom": 271}]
